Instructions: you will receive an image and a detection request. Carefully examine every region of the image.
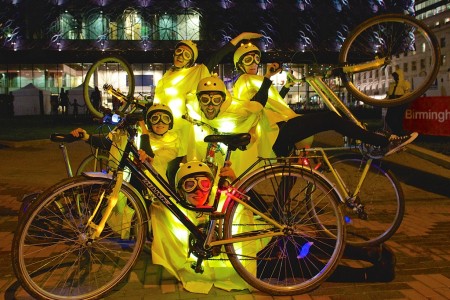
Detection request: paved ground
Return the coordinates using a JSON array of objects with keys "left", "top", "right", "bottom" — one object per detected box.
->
[{"left": 0, "top": 132, "right": 449, "bottom": 299}]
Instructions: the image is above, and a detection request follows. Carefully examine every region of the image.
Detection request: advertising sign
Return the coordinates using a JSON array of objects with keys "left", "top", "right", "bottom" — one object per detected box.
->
[{"left": 403, "top": 97, "right": 450, "bottom": 136}]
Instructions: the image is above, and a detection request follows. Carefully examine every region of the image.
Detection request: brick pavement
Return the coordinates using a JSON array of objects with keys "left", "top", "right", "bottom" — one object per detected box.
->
[{"left": 1, "top": 132, "right": 449, "bottom": 299}]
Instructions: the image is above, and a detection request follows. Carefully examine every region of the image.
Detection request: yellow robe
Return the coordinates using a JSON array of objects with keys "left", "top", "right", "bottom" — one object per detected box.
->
[
  {"left": 233, "top": 74, "right": 308, "bottom": 158},
  {"left": 186, "top": 89, "right": 262, "bottom": 177},
  {"left": 154, "top": 64, "right": 211, "bottom": 159}
]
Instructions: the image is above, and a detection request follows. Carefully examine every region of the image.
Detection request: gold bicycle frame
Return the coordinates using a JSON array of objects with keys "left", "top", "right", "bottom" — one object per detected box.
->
[{"left": 299, "top": 63, "right": 384, "bottom": 203}]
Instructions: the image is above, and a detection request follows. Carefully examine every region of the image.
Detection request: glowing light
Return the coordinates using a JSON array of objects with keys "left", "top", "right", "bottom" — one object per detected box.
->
[
  {"left": 297, "top": 241, "right": 313, "bottom": 259},
  {"left": 217, "top": 119, "right": 236, "bottom": 133},
  {"left": 165, "top": 87, "right": 179, "bottom": 97},
  {"left": 344, "top": 215, "right": 352, "bottom": 224}
]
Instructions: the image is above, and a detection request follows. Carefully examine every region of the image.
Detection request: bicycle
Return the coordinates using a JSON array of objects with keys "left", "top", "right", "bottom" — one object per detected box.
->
[
  {"left": 12, "top": 97, "right": 347, "bottom": 299},
  {"left": 276, "top": 13, "right": 440, "bottom": 246}
]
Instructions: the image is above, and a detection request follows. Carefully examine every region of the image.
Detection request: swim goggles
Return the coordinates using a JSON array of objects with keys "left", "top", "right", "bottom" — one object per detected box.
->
[
  {"left": 181, "top": 176, "right": 212, "bottom": 193},
  {"left": 199, "top": 94, "right": 224, "bottom": 106},
  {"left": 241, "top": 53, "right": 261, "bottom": 66},
  {"left": 149, "top": 113, "right": 171, "bottom": 125},
  {"left": 174, "top": 47, "right": 193, "bottom": 61}
]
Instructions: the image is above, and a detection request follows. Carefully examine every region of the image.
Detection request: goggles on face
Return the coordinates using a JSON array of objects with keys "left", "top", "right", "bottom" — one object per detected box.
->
[
  {"left": 181, "top": 176, "right": 212, "bottom": 193},
  {"left": 199, "top": 94, "right": 224, "bottom": 106},
  {"left": 149, "top": 113, "right": 171, "bottom": 125},
  {"left": 241, "top": 53, "right": 261, "bottom": 66},
  {"left": 174, "top": 47, "right": 193, "bottom": 61}
]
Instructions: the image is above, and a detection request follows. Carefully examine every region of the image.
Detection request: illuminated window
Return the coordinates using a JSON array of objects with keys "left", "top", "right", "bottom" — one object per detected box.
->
[
  {"left": 157, "top": 13, "right": 200, "bottom": 40},
  {"left": 85, "top": 12, "right": 109, "bottom": 40},
  {"left": 158, "top": 14, "right": 176, "bottom": 40},
  {"left": 62, "top": 13, "right": 78, "bottom": 39},
  {"left": 124, "top": 9, "right": 142, "bottom": 40}
]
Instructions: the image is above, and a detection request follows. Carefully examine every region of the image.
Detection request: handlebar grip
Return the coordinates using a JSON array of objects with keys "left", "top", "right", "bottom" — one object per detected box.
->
[{"left": 50, "top": 133, "right": 84, "bottom": 143}]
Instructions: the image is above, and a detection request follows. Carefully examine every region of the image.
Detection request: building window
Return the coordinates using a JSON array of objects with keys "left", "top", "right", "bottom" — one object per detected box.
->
[
  {"left": 84, "top": 12, "right": 109, "bottom": 40},
  {"left": 157, "top": 13, "right": 200, "bottom": 40},
  {"left": 59, "top": 12, "right": 79, "bottom": 40},
  {"left": 411, "top": 61, "right": 417, "bottom": 71},
  {"left": 123, "top": 10, "right": 142, "bottom": 40},
  {"left": 440, "top": 37, "right": 446, "bottom": 48}
]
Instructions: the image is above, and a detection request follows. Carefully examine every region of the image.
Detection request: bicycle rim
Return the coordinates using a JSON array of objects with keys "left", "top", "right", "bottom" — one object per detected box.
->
[
  {"left": 339, "top": 14, "right": 440, "bottom": 107},
  {"left": 328, "top": 154, "right": 405, "bottom": 247},
  {"left": 83, "top": 56, "right": 135, "bottom": 118},
  {"left": 224, "top": 165, "right": 345, "bottom": 295},
  {"left": 12, "top": 176, "right": 147, "bottom": 300}
]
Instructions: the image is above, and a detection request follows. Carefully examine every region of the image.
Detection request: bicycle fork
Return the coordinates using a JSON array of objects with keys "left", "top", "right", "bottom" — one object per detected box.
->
[{"left": 86, "top": 171, "right": 124, "bottom": 239}]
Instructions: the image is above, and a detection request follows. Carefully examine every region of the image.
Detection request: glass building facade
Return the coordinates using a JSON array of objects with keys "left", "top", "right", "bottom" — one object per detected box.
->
[{"left": 2, "top": 0, "right": 446, "bottom": 114}]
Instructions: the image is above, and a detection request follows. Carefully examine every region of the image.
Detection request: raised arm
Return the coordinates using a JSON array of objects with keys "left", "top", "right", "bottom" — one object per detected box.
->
[{"left": 205, "top": 32, "right": 262, "bottom": 72}]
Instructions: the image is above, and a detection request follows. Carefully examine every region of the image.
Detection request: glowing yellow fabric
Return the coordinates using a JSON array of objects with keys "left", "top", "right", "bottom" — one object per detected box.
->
[
  {"left": 144, "top": 131, "right": 179, "bottom": 181},
  {"left": 186, "top": 89, "right": 262, "bottom": 176},
  {"left": 154, "top": 64, "right": 211, "bottom": 157},
  {"left": 233, "top": 74, "right": 299, "bottom": 157},
  {"left": 150, "top": 198, "right": 249, "bottom": 294}
]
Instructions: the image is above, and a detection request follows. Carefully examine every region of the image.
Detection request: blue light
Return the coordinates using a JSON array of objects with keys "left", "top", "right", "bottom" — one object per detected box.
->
[
  {"left": 344, "top": 215, "right": 352, "bottom": 224},
  {"left": 297, "top": 241, "right": 313, "bottom": 259}
]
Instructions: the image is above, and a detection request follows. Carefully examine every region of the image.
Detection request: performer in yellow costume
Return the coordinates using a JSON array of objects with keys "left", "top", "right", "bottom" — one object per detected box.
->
[
  {"left": 153, "top": 32, "right": 262, "bottom": 187},
  {"left": 186, "top": 75, "right": 262, "bottom": 177},
  {"left": 232, "top": 42, "right": 417, "bottom": 158},
  {"left": 138, "top": 104, "right": 180, "bottom": 181},
  {"left": 148, "top": 160, "right": 249, "bottom": 294},
  {"left": 232, "top": 42, "right": 309, "bottom": 158}
]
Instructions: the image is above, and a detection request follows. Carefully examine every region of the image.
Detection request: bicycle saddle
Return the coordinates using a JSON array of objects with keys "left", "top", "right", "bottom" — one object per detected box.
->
[{"left": 204, "top": 133, "right": 251, "bottom": 151}]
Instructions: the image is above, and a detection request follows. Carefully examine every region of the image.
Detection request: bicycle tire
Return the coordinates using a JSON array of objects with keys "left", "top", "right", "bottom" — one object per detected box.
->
[
  {"left": 223, "top": 164, "right": 346, "bottom": 295},
  {"left": 76, "top": 153, "right": 111, "bottom": 175},
  {"left": 339, "top": 14, "right": 440, "bottom": 107},
  {"left": 83, "top": 56, "right": 135, "bottom": 118},
  {"left": 326, "top": 153, "right": 405, "bottom": 247},
  {"left": 12, "top": 175, "right": 147, "bottom": 300}
]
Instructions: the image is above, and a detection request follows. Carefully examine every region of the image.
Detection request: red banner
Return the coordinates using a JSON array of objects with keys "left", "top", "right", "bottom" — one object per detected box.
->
[{"left": 403, "top": 96, "right": 450, "bottom": 136}]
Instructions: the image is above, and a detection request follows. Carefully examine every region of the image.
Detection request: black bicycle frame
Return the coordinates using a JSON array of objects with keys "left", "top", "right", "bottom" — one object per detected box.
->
[{"left": 114, "top": 134, "right": 218, "bottom": 244}]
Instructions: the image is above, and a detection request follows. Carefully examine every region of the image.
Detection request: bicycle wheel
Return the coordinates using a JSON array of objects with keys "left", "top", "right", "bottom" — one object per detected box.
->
[
  {"left": 328, "top": 153, "right": 404, "bottom": 247},
  {"left": 76, "top": 153, "right": 111, "bottom": 175},
  {"left": 12, "top": 175, "right": 147, "bottom": 300},
  {"left": 83, "top": 56, "right": 135, "bottom": 118},
  {"left": 223, "top": 164, "right": 346, "bottom": 295},
  {"left": 339, "top": 13, "right": 440, "bottom": 107}
]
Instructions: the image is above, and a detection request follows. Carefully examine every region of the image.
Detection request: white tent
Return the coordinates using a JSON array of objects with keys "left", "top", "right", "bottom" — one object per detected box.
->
[
  {"left": 11, "top": 84, "right": 51, "bottom": 116},
  {"left": 67, "top": 84, "right": 90, "bottom": 115}
]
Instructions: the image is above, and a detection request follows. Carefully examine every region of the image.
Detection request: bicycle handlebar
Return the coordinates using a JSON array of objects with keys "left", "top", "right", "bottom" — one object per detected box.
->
[{"left": 50, "top": 133, "right": 84, "bottom": 143}]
